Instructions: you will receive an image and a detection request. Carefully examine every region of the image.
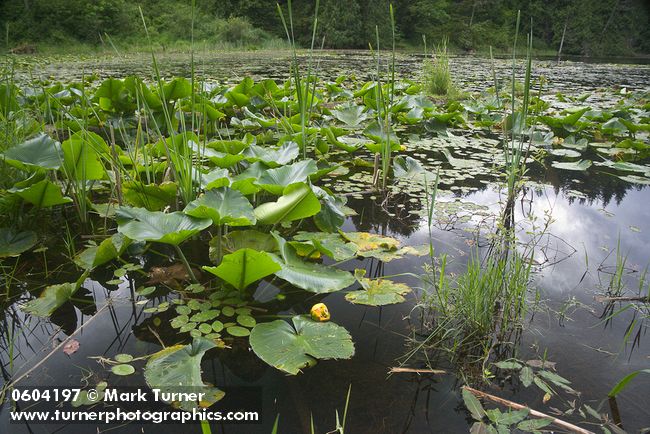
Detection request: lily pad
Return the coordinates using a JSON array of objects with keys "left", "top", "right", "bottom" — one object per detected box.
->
[
  {"left": 116, "top": 206, "right": 211, "bottom": 245},
  {"left": 257, "top": 160, "right": 318, "bottom": 195},
  {"left": 111, "top": 364, "right": 136, "bottom": 376},
  {"left": 551, "top": 159, "right": 592, "bottom": 171},
  {"left": 618, "top": 174, "right": 650, "bottom": 185},
  {"left": 226, "top": 326, "right": 251, "bottom": 337},
  {"left": 249, "top": 315, "right": 355, "bottom": 375},
  {"left": 331, "top": 104, "right": 368, "bottom": 127},
  {"left": 345, "top": 275, "right": 411, "bottom": 306},
  {"left": 341, "top": 232, "right": 400, "bottom": 252},
  {"left": 114, "top": 353, "right": 134, "bottom": 363},
  {"left": 144, "top": 337, "right": 224, "bottom": 411},
  {"left": 0, "top": 228, "right": 37, "bottom": 258}
]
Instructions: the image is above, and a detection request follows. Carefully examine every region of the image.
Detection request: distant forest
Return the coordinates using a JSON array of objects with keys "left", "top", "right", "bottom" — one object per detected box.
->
[{"left": 2, "top": 0, "right": 649, "bottom": 56}]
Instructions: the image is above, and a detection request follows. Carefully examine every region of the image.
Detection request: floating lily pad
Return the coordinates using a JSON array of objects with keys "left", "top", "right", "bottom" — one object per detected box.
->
[
  {"left": 618, "top": 174, "right": 650, "bottom": 185},
  {"left": 551, "top": 159, "right": 592, "bottom": 171},
  {"left": 249, "top": 315, "right": 355, "bottom": 375},
  {"left": 345, "top": 275, "right": 411, "bottom": 306},
  {"left": 114, "top": 353, "right": 134, "bottom": 363},
  {"left": 226, "top": 326, "right": 250, "bottom": 337},
  {"left": 237, "top": 315, "right": 256, "bottom": 328},
  {"left": 111, "top": 364, "right": 135, "bottom": 376},
  {"left": 144, "top": 338, "right": 224, "bottom": 411}
]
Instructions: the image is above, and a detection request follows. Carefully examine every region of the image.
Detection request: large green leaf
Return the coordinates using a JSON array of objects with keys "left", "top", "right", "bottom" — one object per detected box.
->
[
  {"left": 243, "top": 142, "right": 299, "bottom": 167},
  {"left": 61, "top": 134, "right": 106, "bottom": 180},
  {"left": 345, "top": 273, "right": 411, "bottom": 306},
  {"left": 254, "top": 183, "right": 321, "bottom": 225},
  {"left": 1, "top": 134, "right": 62, "bottom": 171},
  {"left": 23, "top": 280, "right": 81, "bottom": 317},
  {"left": 257, "top": 160, "right": 319, "bottom": 195},
  {"left": 199, "top": 168, "right": 231, "bottom": 190},
  {"left": 122, "top": 181, "right": 178, "bottom": 211},
  {"left": 161, "top": 77, "right": 192, "bottom": 101},
  {"left": 0, "top": 228, "right": 37, "bottom": 258},
  {"left": 293, "top": 232, "right": 358, "bottom": 261},
  {"left": 311, "top": 186, "right": 353, "bottom": 233},
  {"left": 441, "top": 148, "right": 483, "bottom": 169},
  {"left": 94, "top": 78, "right": 136, "bottom": 113},
  {"left": 12, "top": 179, "right": 73, "bottom": 208},
  {"left": 331, "top": 104, "right": 368, "bottom": 127},
  {"left": 184, "top": 188, "right": 256, "bottom": 226},
  {"left": 214, "top": 230, "right": 278, "bottom": 259},
  {"left": 203, "top": 248, "right": 280, "bottom": 290},
  {"left": 144, "top": 337, "right": 224, "bottom": 411},
  {"left": 393, "top": 155, "right": 425, "bottom": 178},
  {"left": 74, "top": 233, "right": 131, "bottom": 270},
  {"left": 116, "top": 206, "right": 211, "bottom": 245},
  {"left": 551, "top": 159, "right": 592, "bottom": 171},
  {"left": 270, "top": 233, "right": 355, "bottom": 294},
  {"left": 249, "top": 315, "right": 355, "bottom": 375}
]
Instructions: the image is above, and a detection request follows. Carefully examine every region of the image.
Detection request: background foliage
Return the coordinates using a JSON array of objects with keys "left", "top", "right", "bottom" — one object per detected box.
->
[{"left": 2, "top": 0, "right": 649, "bottom": 55}]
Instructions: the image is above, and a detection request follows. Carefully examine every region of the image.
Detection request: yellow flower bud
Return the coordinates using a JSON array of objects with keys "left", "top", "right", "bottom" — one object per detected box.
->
[{"left": 310, "top": 303, "right": 330, "bottom": 322}]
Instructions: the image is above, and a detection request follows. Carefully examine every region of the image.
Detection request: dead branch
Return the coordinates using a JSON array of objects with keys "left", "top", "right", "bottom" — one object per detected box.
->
[{"left": 462, "top": 386, "right": 595, "bottom": 434}]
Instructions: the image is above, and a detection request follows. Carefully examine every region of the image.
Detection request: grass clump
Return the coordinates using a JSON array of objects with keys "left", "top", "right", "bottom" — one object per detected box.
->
[
  {"left": 405, "top": 249, "right": 533, "bottom": 375},
  {"left": 422, "top": 37, "right": 459, "bottom": 98}
]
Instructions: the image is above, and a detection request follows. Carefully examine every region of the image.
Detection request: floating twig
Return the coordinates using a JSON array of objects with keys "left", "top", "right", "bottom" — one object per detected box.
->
[
  {"left": 595, "top": 295, "right": 649, "bottom": 303},
  {"left": 462, "top": 386, "right": 595, "bottom": 434},
  {"left": 389, "top": 367, "right": 447, "bottom": 375}
]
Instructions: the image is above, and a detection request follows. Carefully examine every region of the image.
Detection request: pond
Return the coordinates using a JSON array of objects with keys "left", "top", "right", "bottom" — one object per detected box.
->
[{"left": 1, "top": 50, "right": 649, "bottom": 433}]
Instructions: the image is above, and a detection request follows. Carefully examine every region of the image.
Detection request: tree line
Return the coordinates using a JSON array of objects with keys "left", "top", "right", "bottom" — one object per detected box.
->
[{"left": 3, "top": 0, "right": 649, "bottom": 56}]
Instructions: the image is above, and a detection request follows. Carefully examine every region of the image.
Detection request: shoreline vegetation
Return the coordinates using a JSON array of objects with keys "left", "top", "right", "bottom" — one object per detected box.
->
[{"left": 2, "top": 0, "right": 649, "bottom": 58}]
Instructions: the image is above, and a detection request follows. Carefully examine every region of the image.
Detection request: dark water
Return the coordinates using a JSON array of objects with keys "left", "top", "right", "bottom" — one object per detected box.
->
[{"left": 1, "top": 51, "right": 649, "bottom": 433}]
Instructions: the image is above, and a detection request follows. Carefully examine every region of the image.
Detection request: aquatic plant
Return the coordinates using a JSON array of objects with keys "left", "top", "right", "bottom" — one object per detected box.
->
[{"left": 422, "top": 37, "right": 458, "bottom": 98}]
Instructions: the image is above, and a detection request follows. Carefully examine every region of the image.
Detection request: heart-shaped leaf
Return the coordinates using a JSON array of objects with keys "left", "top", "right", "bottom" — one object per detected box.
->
[
  {"left": 249, "top": 315, "right": 354, "bottom": 375},
  {"left": 254, "top": 183, "right": 321, "bottom": 225},
  {"left": 11, "top": 179, "right": 73, "bottom": 208},
  {"left": 345, "top": 274, "right": 411, "bottom": 306},
  {"left": 1, "top": 134, "right": 63, "bottom": 171},
  {"left": 23, "top": 280, "right": 82, "bottom": 317},
  {"left": 270, "top": 233, "right": 355, "bottom": 294},
  {"left": 257, "top": 160, "right": 318, "bottom": 195},
  {"left": 116, "top": 206, "right": 211, "bottom": 245},
  {"left": 203, "top": 248, "right": 281, "bottom": 290},
  {"left": 144, "top": 337, "right": 224, "bottom": 411},
  {"left": 184, "top": 188, "right": 256, "bottom": 226},
  {"left": 0, "top": 228, "right": 37, "bottom": 258}
]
